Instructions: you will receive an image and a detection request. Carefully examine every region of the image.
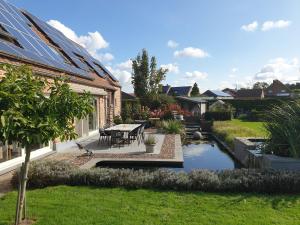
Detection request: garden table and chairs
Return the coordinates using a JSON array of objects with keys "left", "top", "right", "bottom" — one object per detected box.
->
[{"left": 99, "top": 124, "right": 145, "bottom": 147}]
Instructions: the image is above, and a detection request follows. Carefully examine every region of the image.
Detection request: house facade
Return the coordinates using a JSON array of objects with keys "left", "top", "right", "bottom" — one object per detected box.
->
[
  {"left": 176, "top": 96, "right": 208, "bottom": 117},
  {"left": 0, "top": 0, "right": 121, "bottom": 174},
  {"left": 265, "top": 79, "right": 291, "bottom": 97}
]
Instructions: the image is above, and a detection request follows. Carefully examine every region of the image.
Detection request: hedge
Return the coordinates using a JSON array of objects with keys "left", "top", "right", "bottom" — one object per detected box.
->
[
  {"left": 12, "top": 160, "right": 300, "bottom": 194},
  {"left": 225, "top": 99, "right": 290, "bottom": 112},
  {"left": 204, "top": 111, "right": 232, "bottom": 121}
]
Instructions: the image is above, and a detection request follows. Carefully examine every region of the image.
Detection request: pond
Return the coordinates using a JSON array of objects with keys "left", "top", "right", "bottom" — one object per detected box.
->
[
  {"left": 173, "top": 139, "right": 240, "bottom": 172},
  {"left": 96, "top": 137, "right": 241, "bottom": 171}
]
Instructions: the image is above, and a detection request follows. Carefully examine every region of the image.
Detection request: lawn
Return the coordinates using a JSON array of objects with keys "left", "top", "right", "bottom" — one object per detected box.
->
[
  {"left": 213, "top": 119, "right": 267, "bottom": 148},
  {"left": 0, "top": 186, "right": 300, "bottom": 225}
]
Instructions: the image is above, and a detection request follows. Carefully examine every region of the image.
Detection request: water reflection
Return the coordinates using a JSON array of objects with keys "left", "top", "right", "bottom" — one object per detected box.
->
[{"left": 174, "top": 140, "right": 239, "bottom": 172}]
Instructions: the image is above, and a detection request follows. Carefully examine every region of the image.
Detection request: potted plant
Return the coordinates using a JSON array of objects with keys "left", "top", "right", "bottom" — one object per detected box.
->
[{"left": 144, "top": 135, "right": 156, "bottom": 153}]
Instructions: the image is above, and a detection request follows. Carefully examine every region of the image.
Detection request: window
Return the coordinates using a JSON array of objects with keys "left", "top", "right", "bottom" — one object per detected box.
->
[
  {"left": 88, "top": 99, "right": 98, "bottom": 131},
  {"left": 0, "top": 24, "right": 22, "bottom": 48}
]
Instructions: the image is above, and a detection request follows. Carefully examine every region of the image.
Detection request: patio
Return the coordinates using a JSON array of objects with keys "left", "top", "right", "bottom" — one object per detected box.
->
[{"left": 47, "top": 127, "right": 183, "bottom": 169}]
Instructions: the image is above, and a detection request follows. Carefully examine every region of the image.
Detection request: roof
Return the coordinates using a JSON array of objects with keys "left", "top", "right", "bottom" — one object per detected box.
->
[
  {"left": 169, "top": 86, "right": 192, "bottom": 96},
  {"left": 265, "top": 80, "right": 291, "bottom": 96},
  {"left": 236, "top": 89, "right": 264, "bottom": 98},
  {"left": 0, "top": 0, "right": 118, "bottom": 82},
  {"left": 121, "top": 91, "right": 137, "bottom": 100},
  {"left": 176, "top": 96, "right": 207, "bottom": 104},
  {"left": 203, "top": 90, "right": 232, "bottom": 97},
  {"left": 162, "top": 85, "right": 171, "bottom": 94}
]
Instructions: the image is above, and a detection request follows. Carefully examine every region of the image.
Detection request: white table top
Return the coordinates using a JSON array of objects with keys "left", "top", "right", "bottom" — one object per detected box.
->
[{"left": 105, "top": 124, "right": 141, "bottom": 132}]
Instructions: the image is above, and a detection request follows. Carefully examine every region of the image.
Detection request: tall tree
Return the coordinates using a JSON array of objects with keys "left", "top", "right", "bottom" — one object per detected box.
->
[
  {"left": 253, "top": 81, "right": 269, "bottom": 89},
  {"left": 191, "top": 82, "right": 200, "bottom": 96},
  {"left": 0, "top": 64, "right": 93, "bottom": 225},
  {"left": 132, "top": 49, "right": 168, "bottom": 98}
]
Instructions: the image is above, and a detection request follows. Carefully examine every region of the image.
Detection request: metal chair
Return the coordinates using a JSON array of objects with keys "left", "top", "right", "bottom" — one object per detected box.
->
[
  {"left": 110, "top": 130, "right": 126, "bottom": 148},
  {"left": 98, "top": 128, "right": 110, "bottom": 145}
]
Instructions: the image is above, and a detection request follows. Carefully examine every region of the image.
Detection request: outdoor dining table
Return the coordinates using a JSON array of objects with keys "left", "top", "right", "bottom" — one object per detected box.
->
[
  {"left": 105, "top": 124, "right": 141, "bottom": 132},
  {"left": 105, "top": 124, "right": 141, "bottom": 144}
]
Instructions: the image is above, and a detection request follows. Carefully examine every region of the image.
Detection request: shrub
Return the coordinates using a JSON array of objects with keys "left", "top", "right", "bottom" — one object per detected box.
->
[
  {"left": 113, "top": 116, "right": 123, "bottom": 125},
  {"left": 162, "top": 120, "right": 184, "bottom": 134},
  {"left": 124, "top": 118, "right": 134, "bottom": 124},
  {"left": 161, "top": 110, "right": 174, "bottom": 120},
  {"left": 264, "top": 100, "right": 300, "bottom": 158},
  {"left": 204, "top": 111, "right": 232, "bottom": 121},
  {"left": 144, "top": 135, "right": 156, "bottom": 145},
  {"left": 13, "top": 161, "right": 300, "bottom": 194},
  {"left": 11, "top": 160, "right": 76, "bottom": 188}
]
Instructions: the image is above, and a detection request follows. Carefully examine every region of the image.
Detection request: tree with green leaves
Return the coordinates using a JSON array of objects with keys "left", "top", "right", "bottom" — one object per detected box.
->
[
  {"left": 253, "top": 81, "right": 269, "bottom": 89},
  {"left": 191, "top": 82, "right": 200, "bottom": 96},
  {"left": 131, "top": 49, "right": 168, "bottom": 98},
  {"left": 0, "top": 64, "right": 93, "bottom": 225}
]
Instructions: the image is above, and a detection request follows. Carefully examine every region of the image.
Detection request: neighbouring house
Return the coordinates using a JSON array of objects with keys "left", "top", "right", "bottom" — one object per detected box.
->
[
  {"left": 222, "top": 88, "right": 237, "bottom": 98},
  {"left": 0, "top": 0, "right": 121, "bottom": 174},
  {"left": 235, "top": 89, "right": 264, "bottom": 100},
  {"left": 202, "top": 90, "right": 234, "bottom": 99},
  {"left": 265, "top": 79, "right": 291, "bottom": 97},
  {"left": 121, "top": 91, "right": 136, "bottom": 102},
  {"left": 176, "top": 96, "right": 208, "bottom": 117},
  {"left": 162, "top": 85, "right": 192, "bottom": 97}
]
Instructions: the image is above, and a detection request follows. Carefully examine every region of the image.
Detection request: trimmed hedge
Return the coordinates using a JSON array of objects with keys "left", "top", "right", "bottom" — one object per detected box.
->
[
  {"left": 12, "top": 160, "right": 300, "bottom": 194},
  {"left": 204, "top": 111, "right": 232, "bottom": 121},
  {"left": 225, "top": 99, "right": 289, "bottom": 112}
]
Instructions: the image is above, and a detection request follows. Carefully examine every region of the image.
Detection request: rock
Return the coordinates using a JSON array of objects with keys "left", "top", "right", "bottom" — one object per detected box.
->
[{"left": 193, "top": 131, "right": 203, "bottom": 140}]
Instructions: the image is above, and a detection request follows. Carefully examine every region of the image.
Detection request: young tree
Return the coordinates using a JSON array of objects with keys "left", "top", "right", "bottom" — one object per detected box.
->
[
  {"left": 131, "top": 49, "right": 168, "bottom": 98},
  {"left": 0, "top": 64, "right": 93, "bottom": 225},
  {"left": 190, "top": 82, "right": 200, "bottom": 96}
]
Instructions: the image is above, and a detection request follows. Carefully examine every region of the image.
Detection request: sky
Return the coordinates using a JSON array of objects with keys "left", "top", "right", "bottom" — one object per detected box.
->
[{"left": 9, "top": 0, "right": 300, "bottom": 92}]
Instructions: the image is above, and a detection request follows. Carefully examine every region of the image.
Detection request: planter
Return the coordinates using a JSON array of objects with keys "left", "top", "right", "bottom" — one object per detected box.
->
[{"left": 145, "top": 144, "right": 155, "bottom": 153}]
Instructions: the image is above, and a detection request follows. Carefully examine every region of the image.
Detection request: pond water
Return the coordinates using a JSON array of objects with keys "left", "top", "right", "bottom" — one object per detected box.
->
[{"left": 173, "top": 139, "right": 240, "bottom": 172}]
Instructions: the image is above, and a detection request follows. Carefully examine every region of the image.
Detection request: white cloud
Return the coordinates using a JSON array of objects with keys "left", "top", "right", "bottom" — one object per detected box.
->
[
  {"left": 116, "top": 59, "right": 132, "bottom": 71},
  {"left": 241, "top": 21, "right": 258, "bottom": 32},
  {"left": 160, "top": 63, "right": 179, "bottom": 74},
  {"left": 92, "top": 52, "right": 114, "bottom": 62},
  {"left": 106, "top": 65, "right": 132, "bottom": 92},
  {"left": 231, "top": 67, "right": 238, "bottom": 73},
  {"left": 254, "top": 57, "right": 300, "bottom": 83},
  {"left": 167, "top": 40, "right": 179, "bottom": 48},
  {"left": 219, "top": 81, "right": 235, "bottom": 90},
  {"left": 174, "top": 47, "right": 209, "bottom": 58},
  {"left": 185, "top": 70, "right": 208, "bottom": 80},
  {"left": 262, "top": 20, "right": 291, "bottom": 31},
  {"left": 47, "top": 20, "right": 113, "bottom": 62}
]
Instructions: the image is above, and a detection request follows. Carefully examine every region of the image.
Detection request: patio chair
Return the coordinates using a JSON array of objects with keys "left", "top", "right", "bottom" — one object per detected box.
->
[
  {"left": 76, "top": 143, "right": 93, "bottom": 156},
  {"left": 139, "top": 125, "right": 145, "bottom": 141},
  {"left": 110, "top": 130, "right": 126, "bottom": 148},
  {"left": 128, "top": 126, "right": 141, "bottom": 143},
  {"left": 98, "top": 128, "right": 110, "bottom": 145}
]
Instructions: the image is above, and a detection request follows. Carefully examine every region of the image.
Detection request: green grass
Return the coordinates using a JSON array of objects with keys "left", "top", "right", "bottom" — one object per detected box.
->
[
  {"left": 213, "top": 119, "right": 267, "bottom": 148},
  {"left": 1, "top": 186, "right": 300, "bottom": 225}
]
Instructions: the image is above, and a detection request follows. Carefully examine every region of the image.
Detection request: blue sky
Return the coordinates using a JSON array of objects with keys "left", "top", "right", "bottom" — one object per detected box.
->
[{"left": 9, "top": 0, "right": 300, "bottom": 92}]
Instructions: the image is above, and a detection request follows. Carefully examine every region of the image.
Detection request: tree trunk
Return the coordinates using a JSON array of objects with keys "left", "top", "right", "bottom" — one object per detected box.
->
[{"left": 15, "top": 148, "right": 31, "bottom": 225}]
